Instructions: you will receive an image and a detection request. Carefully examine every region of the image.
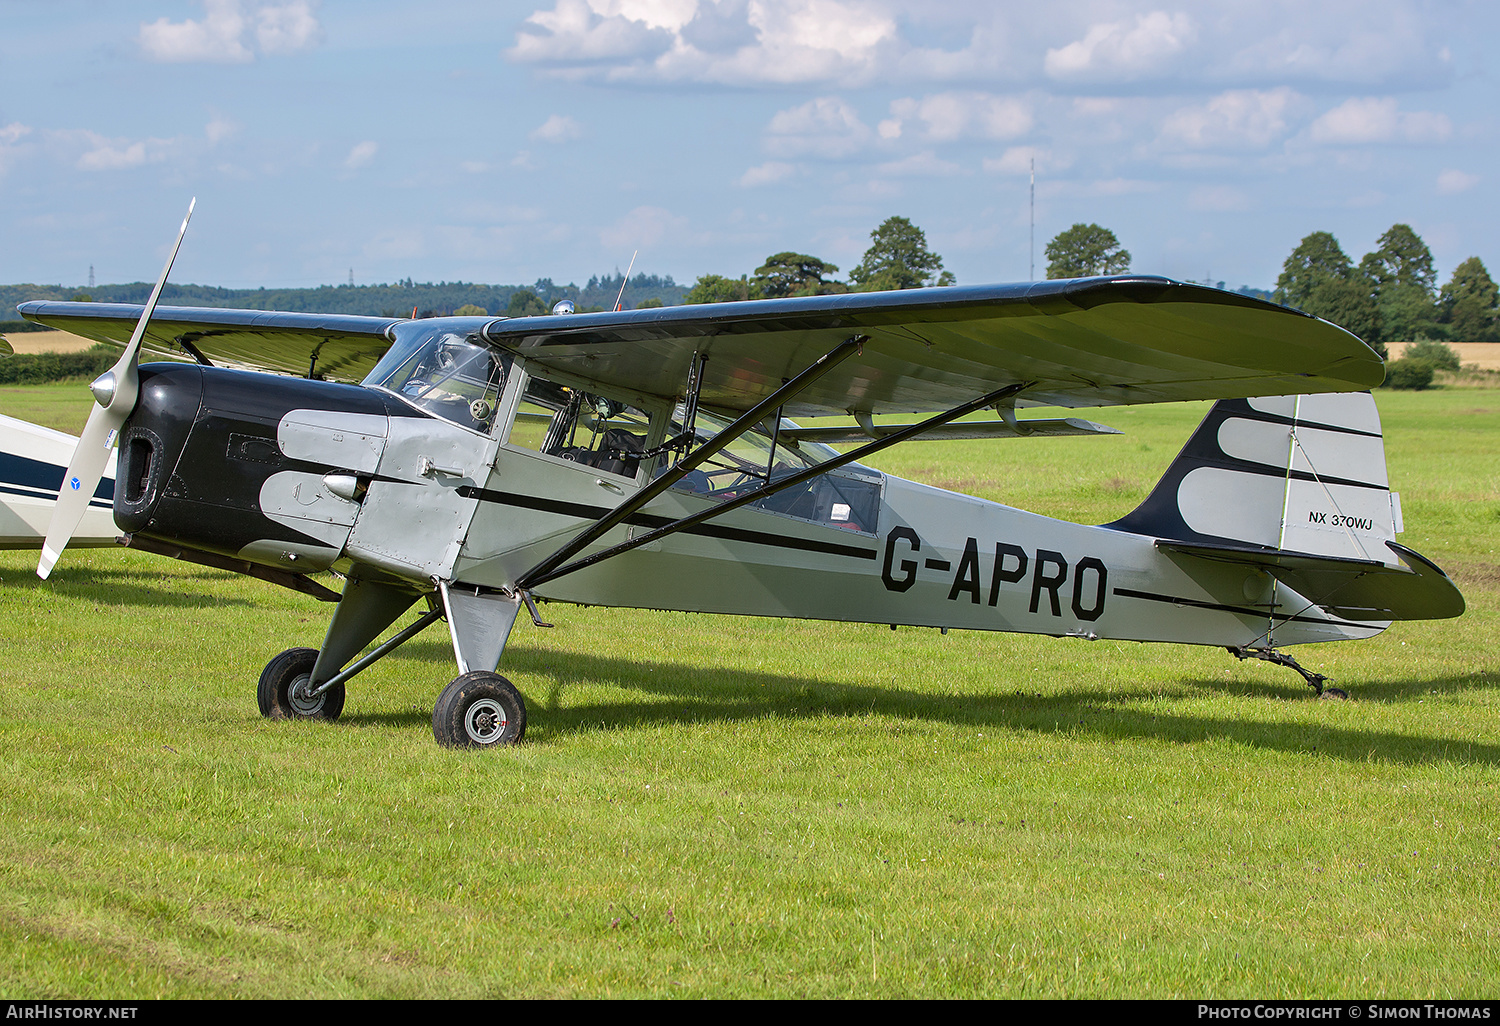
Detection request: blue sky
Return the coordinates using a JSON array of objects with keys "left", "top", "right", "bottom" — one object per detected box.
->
[{"left": 2, "top": 0, "right": 1495, "bottom": 294}]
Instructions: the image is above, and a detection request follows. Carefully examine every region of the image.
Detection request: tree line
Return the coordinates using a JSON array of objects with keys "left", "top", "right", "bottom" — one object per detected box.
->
[
  {"left": 4, "top": 217, "right": 1494, "bottom": 361},
  {"left": 1274, "top": 225, "right": 1498, "bottom": 356},
  {"left": 679, "top": 216, "right": 954, "bottom": 304}
]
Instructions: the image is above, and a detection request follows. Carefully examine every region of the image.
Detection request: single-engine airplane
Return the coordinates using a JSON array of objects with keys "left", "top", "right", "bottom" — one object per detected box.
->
[{"left": 22, "top": 205, "right": 1464, "bottom": 747}]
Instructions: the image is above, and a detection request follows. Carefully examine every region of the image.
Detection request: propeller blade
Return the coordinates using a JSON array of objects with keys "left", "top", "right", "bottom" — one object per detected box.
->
[{"left": 37, "top": 198, "right": 195, "bottom": 580}]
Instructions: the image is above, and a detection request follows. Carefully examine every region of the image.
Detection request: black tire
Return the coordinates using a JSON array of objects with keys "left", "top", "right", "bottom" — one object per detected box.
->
[
  {"left": 432, "top": 671, "right": 526, "bottom": 748},
  {"left": 257, "top": 647, "right": 345, "bottom": 721},
  {"left": 1319, "top": 687, "right": 1350, "bottom": 701}
]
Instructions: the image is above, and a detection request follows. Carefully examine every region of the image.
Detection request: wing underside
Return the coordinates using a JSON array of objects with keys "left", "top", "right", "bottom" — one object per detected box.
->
[
  {"left": 480, "top": 277, "right": 1383, "bottom": 416},
  {"left": 17, "top": 302, "right": 400, "bottom": 383},
  {"left": 20, "top": 276, "right": 1384, "bottom": 414}
]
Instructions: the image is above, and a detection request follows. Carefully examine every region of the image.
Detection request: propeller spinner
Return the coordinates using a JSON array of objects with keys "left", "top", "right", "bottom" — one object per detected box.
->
[{"left": 37, "top": 198, "right": 196, "bottom": 580}]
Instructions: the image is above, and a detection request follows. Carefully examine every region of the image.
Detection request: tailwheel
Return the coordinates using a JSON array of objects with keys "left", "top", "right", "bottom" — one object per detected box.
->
[
  {"left": 433, "top": 671, "right": 527, "bottom": 748},
  {"left": 258, "top": 647, "right": 346, "bottom": 721},
  {"left": 1227, "top": 646, "right": 1344, "bottom": 699}
]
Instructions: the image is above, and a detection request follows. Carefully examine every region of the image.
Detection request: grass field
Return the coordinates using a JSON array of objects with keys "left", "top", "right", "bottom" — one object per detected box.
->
[{"left": 1, "top": 381, "right": 1497, "bottom": 998}]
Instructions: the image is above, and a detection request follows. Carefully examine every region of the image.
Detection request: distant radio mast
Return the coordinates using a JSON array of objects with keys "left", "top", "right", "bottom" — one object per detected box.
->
[
  {"left": 1029, "top": 158, "right": 1035, "bottom": 281},
  {"left": 89, "top": 265, "right": 95, "bottom": 288},
  {"left": 349, "top": 268, "right": 354, "bottom": 287}
]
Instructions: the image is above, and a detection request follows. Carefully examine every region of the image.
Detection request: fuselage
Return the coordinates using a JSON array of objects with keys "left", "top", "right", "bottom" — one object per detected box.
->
[{"left": 119, "top": 343, "right": 1379, "bottom": 653}]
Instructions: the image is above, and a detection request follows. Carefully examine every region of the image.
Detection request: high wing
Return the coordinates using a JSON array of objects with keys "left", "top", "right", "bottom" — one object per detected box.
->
[
  {"left": 20, "top": 277, "right": 1383, "bottom": 412},
  {"left": 479, "top": 277, "right": 1384, "bottom": 416},
  {"left": 16, "top": 302, "right": 400, "bottom": 383}
]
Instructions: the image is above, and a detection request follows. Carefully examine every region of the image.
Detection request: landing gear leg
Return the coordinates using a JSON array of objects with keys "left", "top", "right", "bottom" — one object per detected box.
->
[{"left": 1227, "top": 646, "right": 1348, "bottom": 700}]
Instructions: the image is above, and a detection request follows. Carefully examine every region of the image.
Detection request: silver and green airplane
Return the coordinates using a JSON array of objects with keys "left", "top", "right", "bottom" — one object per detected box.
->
[{"left": 19, "top": 205, "right": 1462, "bottom": 747}]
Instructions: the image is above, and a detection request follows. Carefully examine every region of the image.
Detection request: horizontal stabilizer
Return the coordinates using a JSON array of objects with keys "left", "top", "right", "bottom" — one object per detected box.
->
[{"left": 1158, "top": 539, "right": 1465, "bottom": 621}]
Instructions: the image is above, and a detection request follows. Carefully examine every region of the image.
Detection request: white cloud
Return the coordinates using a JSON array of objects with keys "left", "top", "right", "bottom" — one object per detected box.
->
[
  {"left": 139, "top": 1, "right": 322, "bottom": 63},
  {"left": 1221, "top": 4, "right": 1454, "bottom": 89},
  {"left": 874, "top": 150, "right": 964, "bottom": 177},
  {"left": 1159, "top": 88, "right": 1301, "bottom": 150},
  {"left": 0, "top": 122, "right": 32, "bottom": 179},
  {"left": 739, "top": 161, "right": 796, "bottom": 187},
  {"left": 764, "top": 97, "right": 871, "bottom": 158},
  {"left": 345, "top": 141, "right": 378, "bottom": 169},
  {"left": 1309, "top": 97, "right": 1451, "bottom": 144},
  {"left": 882, "top": 93, "right": 1032, "bottom": 143},
  {"left": 1187, "top": 185, "right": 1250, "bottom": 212},
  {"left": 530, "top": 114, "right": 583, "bottom": 143},
  {"left": 255, "top": 2, "right": 322, "bottom": 55},
  {"left": 74, "top": 132, "right": 156, "bottom": 171},
  {"left": 508, "top": 0, "right": 676, "bottom": 63},
  {"left": 140, "top": 0, "right": 252, "bottom": 63},
  {"left": 599, "top": 204, "right": 690, "bottom": 250},
  {"left": 1045, "top": 11, "right": 1194, "bottom": 82},
  {"left": 982, "top": 145, "right": 1066, "bottom": 176},
  {"left": 205, "top": 114, "right": 239, "bottom": 144},
  {"left": 509, "top": 0, "right": 898, "bottom": 85},
  {"left": 1436, "top": 169, "right": 1479, "bottom": 195}
]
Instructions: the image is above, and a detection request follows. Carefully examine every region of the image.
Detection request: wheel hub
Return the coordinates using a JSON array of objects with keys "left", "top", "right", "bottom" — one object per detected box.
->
[
  {"left": 287, "top": 673, "right": 325, "bottom": 717},
  {"left": 464, "top": 698, "right": 507, "bottom": 744}
]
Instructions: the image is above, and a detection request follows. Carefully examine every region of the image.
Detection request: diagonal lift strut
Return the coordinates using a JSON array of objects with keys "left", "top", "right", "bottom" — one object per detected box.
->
[
  {"left": 519, "top": 378, "right": 1029, "bottom": 591},
  {"left": 516, "top": 334, "right": 868, "bottom": 589}
]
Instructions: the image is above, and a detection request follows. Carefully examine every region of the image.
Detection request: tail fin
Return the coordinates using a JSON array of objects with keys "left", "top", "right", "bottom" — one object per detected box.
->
[
  {"left": 1110, "top": 393, "right": 1462, "bottom": 623},
  {"left": 1111, "top": 392, "right": 1400, "bottom": 564}
]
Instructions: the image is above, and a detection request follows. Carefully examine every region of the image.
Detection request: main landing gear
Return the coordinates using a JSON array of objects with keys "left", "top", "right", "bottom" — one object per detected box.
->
[
  {"left": 257, "top": 647, "right": 530, "bottom": 746},
  {"left": 256, "top": 578, "right": 533, "bottom": 747},
  {"left": 1227, "top": 646, "right": 1348, "bottom": 700},
  {"left": 258, "top": 647, "right": 348, "bottom": 720}
]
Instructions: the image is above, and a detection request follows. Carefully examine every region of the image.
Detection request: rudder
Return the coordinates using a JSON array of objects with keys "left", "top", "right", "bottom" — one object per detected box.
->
[{"left": 1109, "top": 392, "right": 1402, "bottom": 567}]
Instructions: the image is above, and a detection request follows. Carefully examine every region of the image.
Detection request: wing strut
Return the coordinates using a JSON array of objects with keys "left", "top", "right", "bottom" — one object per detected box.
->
[
  {"left": 516, "top": 334, "right": 868, "bottom": 589},
  {"left": 519, "top": 379, "right": 1029, "bottom": 590}
]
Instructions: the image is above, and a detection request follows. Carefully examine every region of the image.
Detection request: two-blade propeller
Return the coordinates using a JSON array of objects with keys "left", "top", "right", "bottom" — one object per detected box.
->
[{"left": 37, "top": 198, "right": 196, "bottom": 580}]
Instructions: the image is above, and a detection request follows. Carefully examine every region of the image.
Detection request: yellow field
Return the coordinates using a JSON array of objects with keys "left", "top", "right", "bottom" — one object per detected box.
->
[
  {"left": 3, "top": 329, "right": 97, "bottom": 354},
  {"left": 1388, "top": 340, "right": 1500, "bottom": 368}
]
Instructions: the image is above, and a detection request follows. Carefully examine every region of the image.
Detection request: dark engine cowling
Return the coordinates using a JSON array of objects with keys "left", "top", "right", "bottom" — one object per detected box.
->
[{"left": 117, "top": 362, "right": 399, "bottom": 565}]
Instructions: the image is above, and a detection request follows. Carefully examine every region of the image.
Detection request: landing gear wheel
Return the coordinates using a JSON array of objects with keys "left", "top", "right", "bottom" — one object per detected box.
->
[
  {"left": 1319, "top": 687, "right": 1349, "bottom": 701},
  {"left": 257, "top": 647, "right": 345, "bottom": 721},
  {"left": 433, "top": 671, "right": 526, "bottom": 748}
]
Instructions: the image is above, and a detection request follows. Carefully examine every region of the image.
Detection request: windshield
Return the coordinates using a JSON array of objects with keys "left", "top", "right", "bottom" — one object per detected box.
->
[{"left": 365, "top": 322, "right": 510, "bottom": 432}]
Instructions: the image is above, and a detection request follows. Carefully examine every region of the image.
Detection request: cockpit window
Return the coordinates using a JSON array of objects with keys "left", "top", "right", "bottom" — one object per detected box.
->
[
  {"left": 364, "top": 324, "right": 510, "bottom": 432},
  {"left": 509, "top": 375, "right": 655, "bottom": 479},
  {"left": 661, "top": 409, "right": 882, "bottom": 534}
]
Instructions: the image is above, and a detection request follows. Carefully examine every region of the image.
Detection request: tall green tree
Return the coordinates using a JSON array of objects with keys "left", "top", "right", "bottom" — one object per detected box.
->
[
  {"left": 1275, "top": 231, "right": 1385, "bottom": 357},
  {"left": 1359, "top": 224, "right": 1438, "bottom": 293},
  {"left": 848, "top": 217, "right": 955, "bottom": 291},
  {"left": 1044, "top": 224, "right": 1130, "bottom": 279},
  {"left": 1358, "top": 223, "right": 1439, "bottom": 346},
  {"left": 1439, "top": 256, "right": 1500, "bottom": 341},
  {"left": 684, "top": 274, "right": 758, "bottom": 304},
  {"left": 1275, "top": 231, "right": 1353, "bottom": 307},
  {"left": 752, "top": 252, "right": 844, "bottom": 298},
  {"left": 506, "top": 290, "right": 549, "bottom": 317}
]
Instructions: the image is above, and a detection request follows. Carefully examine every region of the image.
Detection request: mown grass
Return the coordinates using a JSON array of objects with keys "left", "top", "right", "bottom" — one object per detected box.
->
[{"left": 0, "top": 382, "right": 1496, "bottom": 998}]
